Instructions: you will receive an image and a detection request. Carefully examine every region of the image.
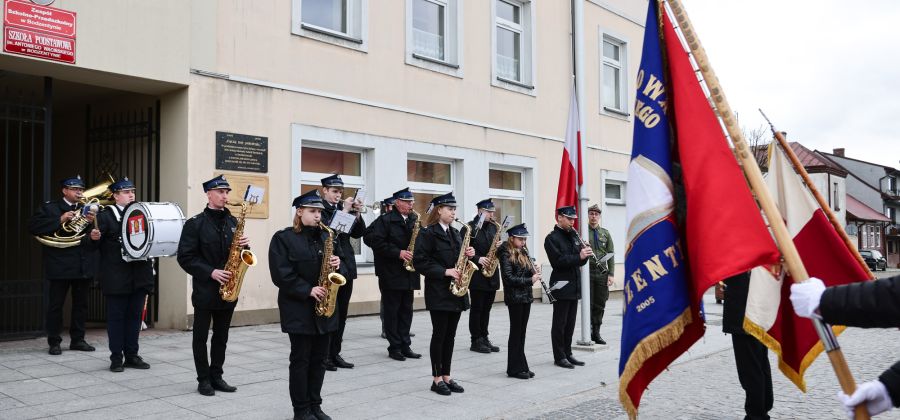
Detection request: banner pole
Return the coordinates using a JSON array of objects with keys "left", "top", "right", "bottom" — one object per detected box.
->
[{"left": 665, "top": 1, "right": 868, "bottom": 418}]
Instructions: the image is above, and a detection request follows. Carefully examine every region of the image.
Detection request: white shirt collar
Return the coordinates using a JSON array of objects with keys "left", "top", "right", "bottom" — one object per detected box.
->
[{"left": 63, "top": 198, "right": 77, "bottom": 207}]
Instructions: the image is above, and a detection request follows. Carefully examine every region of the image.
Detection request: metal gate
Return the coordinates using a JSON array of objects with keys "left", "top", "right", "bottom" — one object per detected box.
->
[{"left": 84, "top": 102, "right": 161, "bottom": 325}]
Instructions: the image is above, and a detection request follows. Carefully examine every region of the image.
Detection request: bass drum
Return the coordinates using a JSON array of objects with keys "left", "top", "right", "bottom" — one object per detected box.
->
[{"left": 121, "top": 202, "right": 185, "bottom": 261}]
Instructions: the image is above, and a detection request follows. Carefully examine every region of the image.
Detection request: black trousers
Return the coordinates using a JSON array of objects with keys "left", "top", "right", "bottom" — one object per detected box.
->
[
  {"left": 429, "top": 310, "right": 461, "bottom": 377},
  {"left": 328, "top": 279, "right": 354, "bottom": 358},
  {"left": 551, "top": 299, "right": 578, "bottom": 361},
  {"left": 382, "top": 289, "right": 413, "bottom": 353},
  {"left": 590, "top": 279, "right": 610, "bottom": 330},
  {"left": 106, "top": 290, "right": 147, "bottom": 361},
  {"left": 506, "top": 303, "right": 531, "bottom": 375},
  {"left": 46, "top": 278, "right": 90, "bottom": 346},
  {"left": 732, "top": 334, "right": 773, "bottom": 420},
  {"left": 192, "top": 307, "right": 235, "bottom": 382},
  {"left": 468, "top": 289, "right": 496, "bottom": 341},
  {"left": 288, "top": 333, "right": 329, "bottom": 414}
]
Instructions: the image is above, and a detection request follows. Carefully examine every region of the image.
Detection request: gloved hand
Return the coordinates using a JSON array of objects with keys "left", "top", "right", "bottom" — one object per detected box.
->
[
  {"left": 838, "top": 380, "right": 893, "bottom": 419},
  {"left": 789, "top": 277, "right": 826, "bottom": 319}
]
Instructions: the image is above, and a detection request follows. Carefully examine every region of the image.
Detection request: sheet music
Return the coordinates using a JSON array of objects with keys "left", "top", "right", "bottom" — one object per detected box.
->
[
  {"left": 353, "top": 188, "right": 366, "bottom": 205},
  {"left": 244, "top": 185, "right": 265, "bottom": 204},
  {"left": 328, "top": 210, "right": 357, "bottom": 234},
  {"left": 599, "top": 253, "right": 614, "bottom": 263},
  {"left": 549, "top": 281, "right": 569, "bottom": 291}
]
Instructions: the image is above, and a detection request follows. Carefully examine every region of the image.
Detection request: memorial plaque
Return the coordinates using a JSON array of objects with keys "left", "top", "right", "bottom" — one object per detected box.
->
[
  {"left": 215, "top": 131, "right": 268, "bottom": 173},
  {"left": 214, "top": 172, "right": 269, "bottom": 219}
]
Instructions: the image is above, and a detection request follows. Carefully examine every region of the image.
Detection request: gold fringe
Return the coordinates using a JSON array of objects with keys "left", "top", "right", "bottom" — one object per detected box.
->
[
  {"left": 743, "top": 317, "right": 846, "bottom": 392},
  {"left": 619, "top": 308, "right": 694, "bottom": 419}
]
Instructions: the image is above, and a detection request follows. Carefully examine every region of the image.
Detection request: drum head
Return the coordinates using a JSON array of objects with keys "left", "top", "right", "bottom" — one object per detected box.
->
[{"left": 121, "top": 202, "right": 151, "bottom": 260}]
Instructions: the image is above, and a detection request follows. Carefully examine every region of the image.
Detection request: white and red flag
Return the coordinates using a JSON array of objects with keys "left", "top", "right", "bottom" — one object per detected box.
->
[{"left": 556, "top": 85, "right": 583, "bottom": 214}]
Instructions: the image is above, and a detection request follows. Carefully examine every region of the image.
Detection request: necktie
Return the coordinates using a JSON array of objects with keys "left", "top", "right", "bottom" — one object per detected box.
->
[{"left": 592, "top": 229, "right": 600, "bottom": 250}]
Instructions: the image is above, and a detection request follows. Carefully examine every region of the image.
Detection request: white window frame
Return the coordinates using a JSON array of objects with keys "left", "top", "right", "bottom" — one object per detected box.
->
[
  {"left": 488, "top": 166, "right": 526, "bottom": 230},
  {"left": 407, "top": 155, "right": 455, "bottom": 198},
  {"left": 292, "top": 0, "right": 369, "bottom": 53},
  {"left": 491, "top": 0, "right": 536, "bottom": 96},
  {"left": 605, "top": 180, "right": 626, "bottom": 205},
  {"left": 406, "top": 0, "right": 463, "bottom": 77},
  {"left": 599, "top": 30, "right": 629, "bottom": 118}
]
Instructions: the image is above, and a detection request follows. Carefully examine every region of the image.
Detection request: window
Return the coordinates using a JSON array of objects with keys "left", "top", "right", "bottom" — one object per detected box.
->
[
  {"left": 408, "top": 157, "right": 454, "bottom": 216},
  {"left": 413, "top": 0, "right": 446, "bottom": 60},
  {"left": 293, "top": 0, "right": 367, "bottom": 50},
  {"left": 406, "top": 0, "right": 462, "bottom": 75},
  {"left": 489, "top": 168, "right": 524, "bottom": 231},
  {"left": 303, "top": 0, "right": 347, "bottom": 33},
  {"left": 601, "top": 35, "right": 628, "bottom": 114},
  {"left": 605, "top": 181, "right": 625, "bottom": 205},
  {"left": 493, "top": 0, "right": 534, "bottom": 90},
  {"left": 832, "top": 182, "right": 840, "bottom": 211}
]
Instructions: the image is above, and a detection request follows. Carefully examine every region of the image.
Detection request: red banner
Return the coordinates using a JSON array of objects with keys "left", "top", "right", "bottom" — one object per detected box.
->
[
  {"left": 4, "top": 0, "right": 75, "bottom": 37},
  {"left": 4, "top": 25, "right": 74, "bottom": 64}
]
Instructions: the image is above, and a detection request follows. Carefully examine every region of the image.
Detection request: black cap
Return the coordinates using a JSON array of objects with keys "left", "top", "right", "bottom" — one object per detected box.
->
[
  {"left": 556, "top": 205, "right": 577, "bottom": 219},
  {"left": 110, "top": 177, "right": 136, "bottom": 192},
  {"left": 383, "top": 196, "right": 396, "bottom": 206},
  {"left": 292, "top": 189, "right": 325, "bottom": 209},
  {"left": 392, "top": 187, "right": 414, "bottom": 201},
  {"left": 60, "top": 175, "right": 85, "bottom": 189},
  {"left": 202, "top": 175, "right": 231, "bottom": 192},
  {"left": 320, "top": 174, "right": 344, "bottom": 188},
  {"left": 507, "top": 223, "right": 529, "bottom": 237},
  {"left": 476, "top": 198, "right": 495, "bottom": 211},
  {"left": 430, "top": 192, "right": 456, "bottom": 207}
]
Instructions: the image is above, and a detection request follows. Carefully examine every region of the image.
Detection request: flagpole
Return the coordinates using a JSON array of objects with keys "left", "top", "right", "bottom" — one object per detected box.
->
[
  {"left": 664, "top": 1, "right": 868, "bottom": 418},
  {"left": 572, "top": 0, "right": 592, "bottom": 347},
  {"left": 759, "top": 111, "right": 876, "bottom": 280}
]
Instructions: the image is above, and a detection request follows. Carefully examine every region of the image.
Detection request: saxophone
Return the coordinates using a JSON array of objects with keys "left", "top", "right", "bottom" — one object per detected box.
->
[
  {"left": 449, "top": 219, "right": 479, "bottom": 297},
  {"left": 479, "top": 219, "right": 503, "bottom": 277},
  {"left": 403, "top": 210, "right": 421, "bottom": 272},
  {"left": 219, "top": 201, "right": 258, "bottom": 303},
  {"left": 315, "top": 222, "right": 347, "bottom": 317}
]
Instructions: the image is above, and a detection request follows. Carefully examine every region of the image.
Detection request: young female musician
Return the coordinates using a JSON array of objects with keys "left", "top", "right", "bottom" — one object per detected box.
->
[
  {"left": 413, "top": 193, "right": 475, "bottom": 396},
  {"left": 498, "top": 223, "right": 541, "bottom": 379}
]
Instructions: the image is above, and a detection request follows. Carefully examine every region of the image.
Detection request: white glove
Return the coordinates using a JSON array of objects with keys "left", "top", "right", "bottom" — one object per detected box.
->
[
  {"left": 789, "top": 277, "right": 826, "bottom": 319},
  {"left": 838, "top": 380, "right": 893, "bottom": 419}
]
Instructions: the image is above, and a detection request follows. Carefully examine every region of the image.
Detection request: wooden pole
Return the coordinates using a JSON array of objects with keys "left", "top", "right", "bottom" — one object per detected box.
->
[{"left": 664, "top": 1, "right": 869, "bottom": 418}]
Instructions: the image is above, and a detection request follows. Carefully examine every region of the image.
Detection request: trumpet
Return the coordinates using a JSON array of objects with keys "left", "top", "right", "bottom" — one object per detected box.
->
[
  {"left": 341, "top": 199, "right": 384, "bottom": 215},
  {"left": 523, "top": 246, "right": 554, "bottom": 303}
]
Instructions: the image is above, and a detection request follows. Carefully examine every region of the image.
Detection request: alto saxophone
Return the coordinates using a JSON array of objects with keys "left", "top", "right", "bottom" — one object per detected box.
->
[
  {"left": 315, "top": 222, "right": 347, "bottom": 317},
  {"left": 479, "top": 219, "right": 503, "bottom": 277},
  {"left": 219, "top": 201, "right": 258, "bottom": 303},
  {"left": 449, "top": 219, "right": 479, "bottom": 297},
  {"left": 403, "top": 210, "right": 421, "bottom": 272}
]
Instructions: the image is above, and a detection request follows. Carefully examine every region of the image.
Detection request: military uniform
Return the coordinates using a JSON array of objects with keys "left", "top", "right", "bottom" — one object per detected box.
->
[{"left": 587, "top": 220, "right": 614, "bottom": 343}]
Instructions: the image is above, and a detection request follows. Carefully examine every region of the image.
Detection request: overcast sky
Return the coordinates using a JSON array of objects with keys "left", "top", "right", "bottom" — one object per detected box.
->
[{"left": 679, "top": 0, "right": 898, "bottom": 168}]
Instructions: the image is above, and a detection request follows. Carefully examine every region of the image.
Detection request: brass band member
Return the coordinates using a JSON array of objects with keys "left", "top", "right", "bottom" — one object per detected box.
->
[
  {"left": 319, "top": 174, "right": 367, "bottom": 371},
  {"left": 587, "top": 204, "right": 615, "bottom": 345},
  {"left": 544, "top": 205, "right": 592, "bottom": 369},
  {"left": 378, "top": 196, "right": 395, "bottom": 340},
  {"left": 87, "top": 178, "right": 153, "bottom": 372},
  {"left": 413, "top": 193, "right": 475, "bottom": 396},
  {"left": 498, "top": 223, "right": 540, "bottom": 379},
  {"left": 364, "top": 188, "right": 422, "bottom": 361},
  {"left": 27, "top": 175, "right": 97, "bottom": 355},
  {"left": 465, "top": 199, "right": 502, "bottom": 354},
  {"left": 269, "top": 190, "right": 343, "bottom": 420},
  {"left": 177, "top": 175, "right": 248, "bottom": 396}
]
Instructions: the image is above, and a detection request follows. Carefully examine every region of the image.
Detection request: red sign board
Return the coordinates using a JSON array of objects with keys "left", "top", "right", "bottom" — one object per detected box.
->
[
  {"left": 4, "top": 0, "right": 75, "bottom": 38},
  {"left": 4, "top": 25, "right": 74, "bottom": 64}
]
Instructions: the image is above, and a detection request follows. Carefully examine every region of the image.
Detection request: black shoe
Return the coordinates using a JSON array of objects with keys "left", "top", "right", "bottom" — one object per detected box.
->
[
  {"left": 323, "top": 358, "right": 337, "bottom": 371},
  {"left": 211, "top": 377, "right": 237, "bottom": 392},
  {"left": 555, "top": 359, "right": 575, "bottom": 369},
  {"left": 69, "top": 341, "right": 95, "bottom": 352},
  {"left": 566, "top": 355, "right": 585, "bottom": 366},
  {"left": 333, "top": 354, "right": 354, "bottom": 369},
  {"left": 444, "top": 379, "right": 464, "bottom": 393},
  {"left": 401, "top": 348, "right": 422, "bottom": 359},
  {"left": 528, "top": 370, "right": 535, "bottom": 378},
  {"left": 310, "top": 405, "right": 332, "bottom": 420},
  {"left": 484, "top": 337, "right": 500, "bottom": 352},
  {"left": 430, "top": 380, "right": 451, "bottom": 396},
  {"left": 293, "top": 409, "right": 317, "bottom": 420},
  {"left": 388, "top": 351, "right": 406, "bottom": 361},
  {"left": 48, "top": 344, "right": 62, "bottom": 355},
  {"left": 124, "top": 355, "right": 150, "bottom": 369},
  {"left": 594, "top": 335, "right": 607, "bottom": 345},
  {"left": 110, "top": 359, "right": 124, "bottom": 372},
  {"left": 197, "top": 380, "right": 215, "bottom": 396},
  {"left": 470, "top": 339, "right": 491, "bottom": 354},
  {"left": 409, "top": 332, "right": 416, "bottom": 337},
  {"left": 507, "top": 371, "right": 530, "bottom": 379}
]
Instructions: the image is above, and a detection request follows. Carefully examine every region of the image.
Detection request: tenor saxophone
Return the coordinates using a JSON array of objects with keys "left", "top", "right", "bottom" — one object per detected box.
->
[
  {"left": 315, "top": 222, "right": 347, "bottom": 317},
  {"left": 479, "top": 219, "right": 503, "bottom": 277},
  {"left": 219, "top": 201, "right": 258, "bottom": 303},
  {"left": 449, "top": 219, "right": 479, "bottom": 297},
  {"left": 403, "top": 210, "right": 421, "bottom": 272}
]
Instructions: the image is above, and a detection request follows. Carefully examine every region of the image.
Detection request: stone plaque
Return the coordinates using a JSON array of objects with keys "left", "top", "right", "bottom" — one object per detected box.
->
[{"left": 215, "top": 131, "right": 268, "bottom": 173}]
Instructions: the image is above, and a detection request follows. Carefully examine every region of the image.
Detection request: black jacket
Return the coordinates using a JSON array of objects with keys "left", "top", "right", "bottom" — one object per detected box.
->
[
  {"left": 321, "top": 201, "right": 366, "bottom": 281},
  {"left": 498, "top": 245, "right": 534, "bottom": 305},
  {"left": 84, "top": 205, "right": 153, "bottom": 296},
  {"left": 268, "top": 226, "right": 343, "bottom": 335},
  {"left": 177, "top": 207, "right": 240, "bottom": 310},
  {"left": 544, "top": 225, "right": 588, "bottom": 301},
  {"left": 722, "top": 272, "right": 751, "bottom": 336},
  {"left": 363, "top": 209, "right": 421, "bottom": 291},
  {"left": 462, "top": 218, "right": 501, "bottom": 291},
  {"left": 413, "top": 224, "right": 470, "bottom": 312},
  {"left": 28, "top": 199, "right": 97, "bottom": 280},
  {"left": 819, "top": 276, "right": 900, "bottom": 408}
]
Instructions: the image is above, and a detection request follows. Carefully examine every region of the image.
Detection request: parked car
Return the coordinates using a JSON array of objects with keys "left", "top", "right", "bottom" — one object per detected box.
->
[{"left": 859, "top": 249, "right": 887, "bottom": 271}]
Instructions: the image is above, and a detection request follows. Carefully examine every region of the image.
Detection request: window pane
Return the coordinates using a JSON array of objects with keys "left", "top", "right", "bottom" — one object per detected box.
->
[
  {"left": 603, "top": 40, "right": 619, "bottom": 61},
  {"left": 301, "top": 147, "right": 361, "bottom": 176},
  {"left": 497, "top": 0, "right": 519, "bottom": 23},
  {"left": 493, "top": 198, "right": 522, "bottom": 234},
  {"left": 412, "top": 192, "right": 439, "bottom": 216},
  {"left": 605, "top": 183, "right": 622, "bottom": 200},
  {"left": 407, "top": 160, "right": 451, "bottom": 184},
  {"left": 302, "top": 0, "right": 347, "bottom": 33},
  {"left": 413, "top": 0, "right": 445, "bottom": 60},
  {"left": 602, "top": 64, "right": 621, "bottom": 109},
  {"left": 301, "top": 183, "right": 362, "bottom": 255},
  {"left": 496, "top": 27, "right": 520, "bottom": 81},
  {"left": 489, "top": 169, "right": 522, "bottom": 190}
]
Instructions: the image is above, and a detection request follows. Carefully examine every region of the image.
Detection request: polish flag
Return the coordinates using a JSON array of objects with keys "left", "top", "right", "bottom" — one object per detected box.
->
[
  {"left": 743, "top": 143, "right": 870, "bottom": 391},
  {"left": 556, "top": 85, "right": 583, "bottom": 213}
]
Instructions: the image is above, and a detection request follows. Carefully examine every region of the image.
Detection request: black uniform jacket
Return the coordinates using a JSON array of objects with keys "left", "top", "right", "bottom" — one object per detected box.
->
[
  {"left": 498, "top": 246, "right": 534, "bottom": 305},
  {"left": 462, "top": 218, "right": 501, "bottom": 291},
  {"left": 819, "top": 275, "right": 900, "bottom": 408},
  {"left": 28, "top": 199, "right": 97, "bottom": 280},
  {"left": 413, "top": 224, "right": 471, "bottom": 312},
  {"left": 544, "top": 225, "right": 588, "bottom": 301},
  {"left": 363, "top": 209, "right": 421, "bottom": 291},
  {"left": 721, "top": 272, "right": 751, "bottom": 336},
  {"left": 84, "top": 205, "right": 153, "bottom": 296},
  {"left": 321, "top": 200, "right": 366, "bottom": 281},
  {"left": 177, "top": 207, "right": 239, "bottom": 310},
  {"left": 269, "top": 226, "right": 344, "bottom": 335}
]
